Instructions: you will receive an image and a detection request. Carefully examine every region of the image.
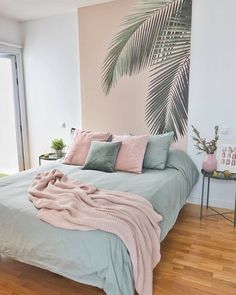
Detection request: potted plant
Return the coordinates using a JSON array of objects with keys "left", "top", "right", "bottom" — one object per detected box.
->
[
  {"left": 51, "top": 138, "right": 66, "bottom": 158},
  {"left": 191, "top": 125, "right": 219, "bottom": 173}
]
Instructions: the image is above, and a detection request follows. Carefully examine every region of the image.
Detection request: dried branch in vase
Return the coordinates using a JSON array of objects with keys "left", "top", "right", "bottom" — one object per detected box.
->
[{"left": 191, "top": 125, "right": 219, "bottom": 154}]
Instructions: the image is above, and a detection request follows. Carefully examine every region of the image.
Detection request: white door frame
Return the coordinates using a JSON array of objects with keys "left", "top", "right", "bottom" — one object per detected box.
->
[{"left": 0, "top": 43, "right": 30, "bottom": 171}]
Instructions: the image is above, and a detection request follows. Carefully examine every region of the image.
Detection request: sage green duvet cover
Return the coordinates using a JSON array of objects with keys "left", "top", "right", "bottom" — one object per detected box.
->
[{"left": 0, "top": 150, "right": 198, "bottom": 295}]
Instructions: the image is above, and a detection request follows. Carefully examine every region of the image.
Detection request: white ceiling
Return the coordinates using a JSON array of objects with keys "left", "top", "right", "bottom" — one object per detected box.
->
[{"left": 0, "top": 0, "right": 114, "bottom": 22}]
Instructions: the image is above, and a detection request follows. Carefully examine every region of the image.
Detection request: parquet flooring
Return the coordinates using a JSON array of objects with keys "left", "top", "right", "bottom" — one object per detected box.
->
[{"left": 0, "top": 204, "right": 236, "bottom": 294}]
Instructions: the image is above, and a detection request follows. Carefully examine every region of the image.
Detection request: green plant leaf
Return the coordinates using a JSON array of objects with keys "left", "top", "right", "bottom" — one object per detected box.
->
[
  {"left": 145, "top": 4, "right": 191, "bottom": 140},
  {"left": 51, "top": 138, "right": 66, "bottom": 150},
  {"left": 146, "top": 55, "right": 190, "bottom": 140},
  {"left": 102, "top": 0, "right": 189, "bottom": 94},
  {"left": 102, "top": 0, "right": 192, "bottom": 141}
]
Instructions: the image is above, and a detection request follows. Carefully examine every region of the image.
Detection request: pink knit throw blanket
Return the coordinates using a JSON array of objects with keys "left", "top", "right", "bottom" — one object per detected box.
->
[{"left": 28, "top": 169, "right": 162, "bottom": 295}]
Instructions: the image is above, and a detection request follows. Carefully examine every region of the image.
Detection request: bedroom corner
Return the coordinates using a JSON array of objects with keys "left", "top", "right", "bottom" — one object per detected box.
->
[{"left": 1, "top": 1, "right": 236, "bottom": 295}]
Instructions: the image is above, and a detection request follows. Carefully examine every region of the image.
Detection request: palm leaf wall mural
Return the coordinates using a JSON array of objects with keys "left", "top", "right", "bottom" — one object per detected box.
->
[{"left": 102, "top": 0, "right": 192, "bottom": 141}]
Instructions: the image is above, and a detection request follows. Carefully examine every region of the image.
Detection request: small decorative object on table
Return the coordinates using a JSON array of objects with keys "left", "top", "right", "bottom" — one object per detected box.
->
[
  {"left": 192, "top": 125, "right": 219, "bottom": 173},
  {"left": 217, "top": 142, "right": 236, "bottom": 173},
  {"left": 51, "top": 138, "right": 66, "bottom": 158},
  {"left": 44, "top": 153, "right": 49, "bottom": 159}
]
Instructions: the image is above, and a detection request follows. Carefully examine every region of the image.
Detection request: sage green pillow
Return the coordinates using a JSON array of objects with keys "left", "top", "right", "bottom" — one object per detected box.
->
[
  {"left": 83, "top": 141, "right": 122, "bottom": 172},
  {"left": 143, "top": 132, "right": 174, "bottom": 170}
]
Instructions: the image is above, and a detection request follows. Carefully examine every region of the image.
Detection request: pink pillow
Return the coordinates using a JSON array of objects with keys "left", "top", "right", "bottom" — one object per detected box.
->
[
  {"left": 112, "top": 135, "right": 149, "bottom": 174},
  {"left": 64, "top": 130, "right": 110, "bottom": 165}
]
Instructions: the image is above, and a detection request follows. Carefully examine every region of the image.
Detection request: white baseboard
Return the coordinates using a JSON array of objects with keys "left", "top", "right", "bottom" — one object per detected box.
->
[{"left": 187, "top": 196, "right": 234, "bottom": 210}]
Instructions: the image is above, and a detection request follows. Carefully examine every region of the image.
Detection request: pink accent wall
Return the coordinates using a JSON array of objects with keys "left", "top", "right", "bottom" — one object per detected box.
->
[{"left": 78, "top": 0, "right": 187, "bottom": 150}]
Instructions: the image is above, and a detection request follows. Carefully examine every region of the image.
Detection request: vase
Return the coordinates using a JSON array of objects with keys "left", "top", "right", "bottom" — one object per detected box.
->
[
  {"left": 56, "top": 149, "right": 63, "bottom": 158},
  {"left": 202, "top": 153, "right": 217, "bottom": 173}
]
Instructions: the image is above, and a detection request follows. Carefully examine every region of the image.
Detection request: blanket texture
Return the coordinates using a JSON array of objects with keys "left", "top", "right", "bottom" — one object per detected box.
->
[{"left": 28, "top": 169, "right": 162, "bottom": 295}]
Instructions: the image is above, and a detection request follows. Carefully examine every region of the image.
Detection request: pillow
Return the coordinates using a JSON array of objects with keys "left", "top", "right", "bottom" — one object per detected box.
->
[
  {"left": 112, "top": 135, "right": 149, "bottom": 174},
  {"left": 143, "top": 132, "right": 174, "bottom": 170},
  {"left": 83, "top": 141, "right": 122, "bottom": 172},
  {"left": 64, "top": 130, "right": 110, "bottom": 166}
]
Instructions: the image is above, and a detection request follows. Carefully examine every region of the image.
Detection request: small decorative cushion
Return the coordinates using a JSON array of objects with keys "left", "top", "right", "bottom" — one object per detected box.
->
[
  {"left": 64, "top": 130, "right": 110, "bottom": 166},
  {"left": 143, "top": 132, "right": 174, "bottom": 170},
  {"left": 83, "top": 141, "right": 122, "bottom": 172},
  {"left": 112, "top": 135, "right": 149, "bottom": 174}
]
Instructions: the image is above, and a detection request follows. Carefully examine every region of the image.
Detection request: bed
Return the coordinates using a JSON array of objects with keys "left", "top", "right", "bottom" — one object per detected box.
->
[{"left": 0, "top": 149, "right": 198, "bottom": 295}]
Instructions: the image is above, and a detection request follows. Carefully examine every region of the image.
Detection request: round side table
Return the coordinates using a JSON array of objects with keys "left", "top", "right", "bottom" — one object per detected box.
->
[
  {"left": 200, "top": 169, "right": 236, "bottom": 226},
  {"left": 39, "top": 153, "right": 66, "bottom": 166}
]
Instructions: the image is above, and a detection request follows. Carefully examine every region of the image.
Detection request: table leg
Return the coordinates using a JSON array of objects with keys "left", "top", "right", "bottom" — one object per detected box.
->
[
  {"left": 206, "top": 177, "right": 210, "bottom": 209},
  {"left": 200, "top": 175, "right": 205, "bottom": 220}
]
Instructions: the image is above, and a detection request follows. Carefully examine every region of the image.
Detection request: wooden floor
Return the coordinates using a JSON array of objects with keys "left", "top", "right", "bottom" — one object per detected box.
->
[{"left": 1, "top": 204, "right": 236, "bottom": 295}]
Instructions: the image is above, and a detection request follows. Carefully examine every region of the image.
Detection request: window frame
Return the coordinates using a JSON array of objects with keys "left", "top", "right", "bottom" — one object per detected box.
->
[{"left": 0, "top": 42, "right": 30, "bottom": 170}]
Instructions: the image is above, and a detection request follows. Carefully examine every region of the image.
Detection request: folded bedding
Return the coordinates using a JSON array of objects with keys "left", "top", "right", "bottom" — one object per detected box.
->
[{"left": 0, "top": 150, "right": 199, "bottom": 295}]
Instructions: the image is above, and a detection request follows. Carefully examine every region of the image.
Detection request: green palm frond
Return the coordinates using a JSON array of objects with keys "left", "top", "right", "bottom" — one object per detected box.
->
[
  {"left": 146, "top": 3, "right": 191, "bottom": 140},
  {"left": 102, "top": 0, "right": 192, "bottom": 141},
  {"left": 102, "top": 0, "right": 188, "bottom": 94},
  {"left": 146, "top": 56, "right": 190, "bottom": 140}
]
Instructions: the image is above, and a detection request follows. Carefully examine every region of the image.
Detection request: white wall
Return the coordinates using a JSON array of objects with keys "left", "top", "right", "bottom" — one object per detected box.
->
[
  {"left": 0, "top": 15, "right": 22, "bottom": 45},
  {"left": 187, "top": 0, "right": 236, "bottom": 209},
  {"left": 22, "top": 12, "right": 81, "bottom": 167}
]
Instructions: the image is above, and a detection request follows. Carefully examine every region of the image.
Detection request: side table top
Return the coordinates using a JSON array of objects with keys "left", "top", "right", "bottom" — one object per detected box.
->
[
  {"left": 39, "top": 153, "right": 66, "bottom": 161},
  {"left": 201, "top": 169, "right": 236, "bottom": 181}
]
